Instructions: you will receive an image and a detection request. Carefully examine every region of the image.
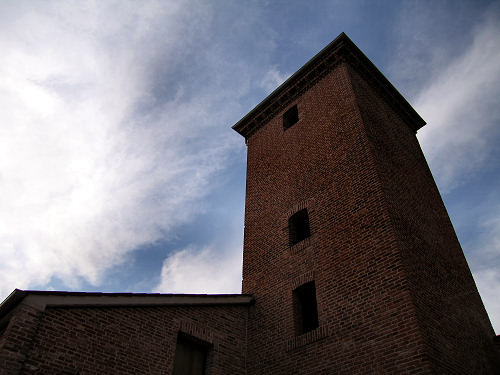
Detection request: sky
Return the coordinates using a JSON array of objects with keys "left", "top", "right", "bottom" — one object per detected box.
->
[{"left": 0, "top": 0, "right": 499, "bottom": 333}]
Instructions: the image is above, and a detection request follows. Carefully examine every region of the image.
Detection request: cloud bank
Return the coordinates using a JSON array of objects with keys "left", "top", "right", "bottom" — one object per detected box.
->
[{"left": 0, "top": 1, "right": 252, "bottom": 298}]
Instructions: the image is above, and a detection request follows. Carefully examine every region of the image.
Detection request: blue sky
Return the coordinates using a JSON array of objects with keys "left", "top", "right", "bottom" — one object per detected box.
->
[{"left": 1, "top": 0, "right": 499, "bottom": 333}]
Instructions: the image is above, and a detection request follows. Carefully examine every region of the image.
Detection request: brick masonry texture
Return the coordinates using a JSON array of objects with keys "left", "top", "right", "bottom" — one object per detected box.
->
[
  {"left": 243, "top": 62, "right": 428, "bottom": 374},
  {"left": 0, "top": 303, "right": 248, "bottom": 374},
  {"left": 0, "top": 305, "right": 43, "bottom": 374},
  {"left": 242, "top": 61, "right": 499, "bottom": 373},
  {"left": 347, "top": 65, "right": 500, "bottom": 373}
]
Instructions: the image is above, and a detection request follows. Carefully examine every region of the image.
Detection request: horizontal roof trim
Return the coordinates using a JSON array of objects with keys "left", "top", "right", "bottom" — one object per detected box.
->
[
  {"left": 232, "top": 32, "right": 425, "bottom": 140},
  {"left": 0, "top": 289, "right": 254, "bottom": 315}
]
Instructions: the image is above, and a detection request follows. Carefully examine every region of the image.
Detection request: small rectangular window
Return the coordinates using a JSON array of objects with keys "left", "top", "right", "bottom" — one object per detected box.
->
[
  {"left": 289, "top": 208, "right": 310, "bottom": 245},
  {"left": 283, "top": 104, "right": 299, "bottom": 130},
  {"left": 293, "top": 281, "right": 319, "bottom": 335},
  {"left": 173, "top": 333, "right": 209, "bottom": 375}
]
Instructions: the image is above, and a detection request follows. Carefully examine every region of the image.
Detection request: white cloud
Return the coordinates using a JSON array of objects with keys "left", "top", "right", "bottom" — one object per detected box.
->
[
  {"left": 414, "top": 17, "right": 500, "bottom": 192},
  {"left": 259, "top": 66, "right": 289, "bottom": 94},
  {"left": 154, "top": 243, "right": 243, "bottom": 294},
  {"left": 399, "top": 10, "right": 500, "bottom": 334},
  {"left": 0, "top": 1, "right": 247, "bottom": 298}
]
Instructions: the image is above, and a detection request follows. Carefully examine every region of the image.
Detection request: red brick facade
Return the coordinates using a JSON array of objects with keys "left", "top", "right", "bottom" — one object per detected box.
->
[
  {"left": 348, "top": 65, "right": 499, "bottom": 373},
  {"left": 1, "top": 33, "right": 499, "bottom": 374},
  {"left": 237, "top": 33, "right": 499, "bottom": 374},
  {"left": 0, "top": 293, "right": 251, "bottom": 374}
]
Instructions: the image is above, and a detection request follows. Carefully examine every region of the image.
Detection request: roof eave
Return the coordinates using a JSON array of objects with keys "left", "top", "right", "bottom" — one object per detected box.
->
[{"left": 0, "top": 289, "right": 254, "bottom": 318}]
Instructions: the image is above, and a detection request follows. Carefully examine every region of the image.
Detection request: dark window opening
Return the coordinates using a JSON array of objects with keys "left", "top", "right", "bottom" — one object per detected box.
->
[
  {"left": 293, "top": 281, "right": 319, "bottom": 335},
  {"left": 289, "top": 208, "right": 310, "bottom": 245},
  {"left": 283, "top": 104, "right": 299, "bottom": 130},
  {"left": 173, "top": 332, "right": 210, "bottom": 375}
]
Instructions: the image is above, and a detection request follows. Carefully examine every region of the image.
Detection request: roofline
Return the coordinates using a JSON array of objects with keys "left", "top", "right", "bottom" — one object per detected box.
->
[
  {"left": 232, "top": 32, "right": 425, "bottom": 140},
  {"left": 0, "top": 289, "right": 254, "bottom": 317}
]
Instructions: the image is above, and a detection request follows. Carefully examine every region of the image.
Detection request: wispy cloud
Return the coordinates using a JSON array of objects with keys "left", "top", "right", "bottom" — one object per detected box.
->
[
  {"left": 0, "top": 1, "right": 254, "bottom": 298},
  {"left": 391, "top": 5, "right": 500, "bottom": 333},
  {"left": 415, "top": 16, "right": 500, "bottom": 192},
  {"left": 259, "top": 66, "right": 289, "bottom": 94}
]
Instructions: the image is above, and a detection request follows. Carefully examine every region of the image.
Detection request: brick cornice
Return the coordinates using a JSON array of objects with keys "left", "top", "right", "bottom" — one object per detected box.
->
[{"left": 232, "top": 32, "right": 425, "bottom": 140}]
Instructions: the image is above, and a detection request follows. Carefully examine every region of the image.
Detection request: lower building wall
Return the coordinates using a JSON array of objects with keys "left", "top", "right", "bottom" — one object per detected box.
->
[{"left": 0, "top": 303, "right": 249, "bottom": 375}]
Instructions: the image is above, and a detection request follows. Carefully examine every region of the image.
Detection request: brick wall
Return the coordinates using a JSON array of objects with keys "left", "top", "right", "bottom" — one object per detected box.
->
[
  {"left": 348, "top": 65, "right": 500, "bottom": 373},
  {"left": 0, "top": 304, "right": 44, "bottom": 374},
  {"left": 243, "top": 62, "right": 434, "bottom": 374},
  {"left": 0, "top": 303, "right": 248, "bottom": 375}
]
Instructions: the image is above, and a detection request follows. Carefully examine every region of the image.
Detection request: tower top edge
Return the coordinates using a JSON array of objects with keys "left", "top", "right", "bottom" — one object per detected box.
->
[{"left": 232, "top": 32, "right": 426, "bottom": 140}]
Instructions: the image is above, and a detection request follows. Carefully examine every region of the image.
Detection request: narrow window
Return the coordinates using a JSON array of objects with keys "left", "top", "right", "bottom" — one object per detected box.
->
[
  {"left": 293, "top": 281, "right": 319, "bottom": 335},
  {"left": 289, "top": 208, "right": 310, "bottom": 245},
  {"left": 173, "top": 333, "right": 209, "bottom": 375},
  {"left": 283, "top": 104, "right": 299, "bottom": 130}
]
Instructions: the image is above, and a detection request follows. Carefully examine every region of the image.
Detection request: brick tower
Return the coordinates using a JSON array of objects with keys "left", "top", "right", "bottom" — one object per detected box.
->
[{"left": 233, "top": 33, "right": 499, "bottom": 374}]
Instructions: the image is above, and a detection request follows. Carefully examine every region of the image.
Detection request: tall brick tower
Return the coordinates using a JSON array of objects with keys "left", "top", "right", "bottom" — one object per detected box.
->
[{"left": 233, "top": 33, "right": 499, "bottom": 374}]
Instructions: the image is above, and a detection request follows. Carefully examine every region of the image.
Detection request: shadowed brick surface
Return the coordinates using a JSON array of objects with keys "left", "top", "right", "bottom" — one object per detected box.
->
[
  {"left": 348, "top": 65, "right": 499, "bottom": 373},
  {"left": 243, "top": 62, "right": 432, "bottom": 374},
  {"left": 1, "top": 304, "right": 248, "bottom": 375},
  {"left": 241, "top": 58, "right": 499, "bottom": 373}
]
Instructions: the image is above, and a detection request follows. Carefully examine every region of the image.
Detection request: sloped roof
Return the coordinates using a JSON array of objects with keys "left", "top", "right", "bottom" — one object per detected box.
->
[{"left": 232, "top": 32, "right": 425, "bottom": 140}]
